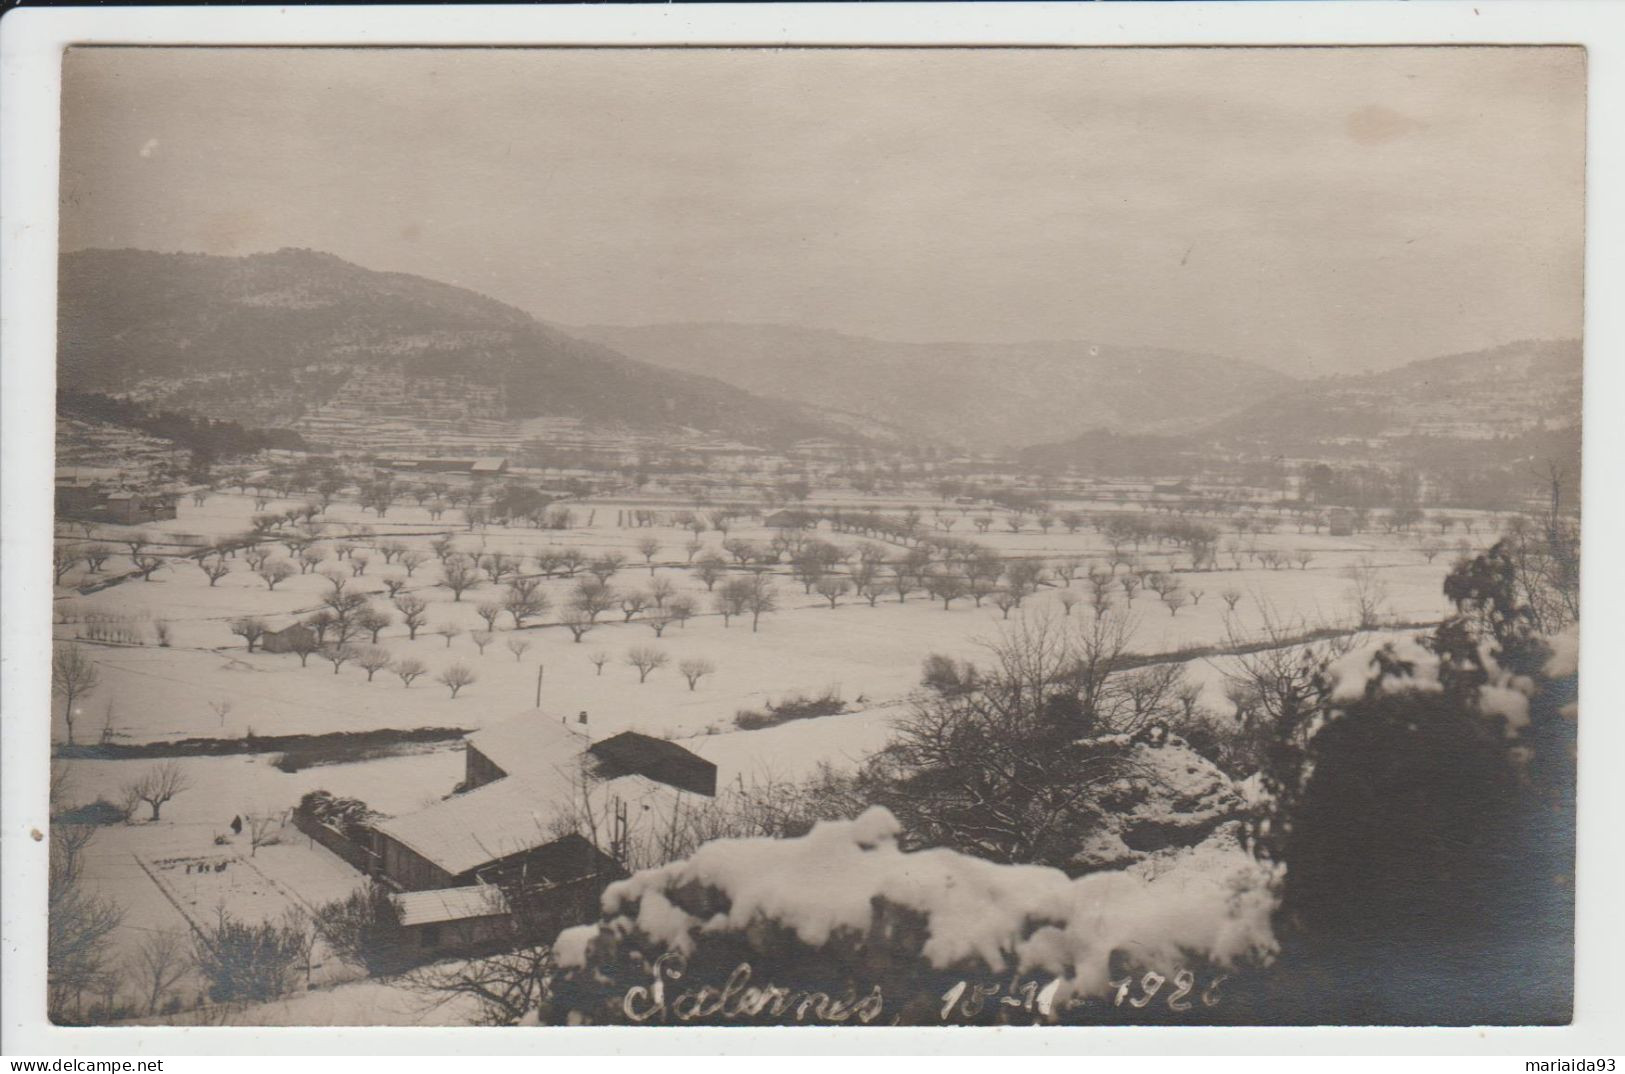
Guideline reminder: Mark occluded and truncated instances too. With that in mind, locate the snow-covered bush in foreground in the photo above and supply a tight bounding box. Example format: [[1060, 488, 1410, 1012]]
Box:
[[547, 806, 1277, 1025]]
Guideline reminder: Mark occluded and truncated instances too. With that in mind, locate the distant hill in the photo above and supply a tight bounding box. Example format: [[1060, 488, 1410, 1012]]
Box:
[[57, 248, 853, 448], [1021, 338, 1583, 475], [1200, 339, 1582, 447], [568, 322, 1293, 452]]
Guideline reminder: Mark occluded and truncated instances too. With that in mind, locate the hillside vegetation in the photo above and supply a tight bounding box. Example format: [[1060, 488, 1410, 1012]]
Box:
[[58, 248, 846, 448]]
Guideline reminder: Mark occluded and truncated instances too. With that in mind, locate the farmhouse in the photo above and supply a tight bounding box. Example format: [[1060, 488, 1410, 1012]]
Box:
[[260, 622, 318, 654], [367, 710, 717, 893], [55, 477, 180, 524]]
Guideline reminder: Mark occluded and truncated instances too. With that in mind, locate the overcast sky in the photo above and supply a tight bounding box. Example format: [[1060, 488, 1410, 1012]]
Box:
[[59, 46, 1585, 375]]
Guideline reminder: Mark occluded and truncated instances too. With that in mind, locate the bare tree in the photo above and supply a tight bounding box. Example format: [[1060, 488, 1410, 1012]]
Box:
[[230, 615, 268, 653], [321, 643, 358, 675], [197, 555, 232, 586], [503, 576, 548, 629], [393, 594, 429, 640], [679, 657, 716, 691], [815, 574, 852, 609], [258, 560, 296, 590], [588, 552, 626, 584], [246, 812, 279, 856], [132, 555, 166, 581], [475, 601, 503, 631], [284, 628, 321, 667], [745, 574, 778, 632], [667, 594, 697, 628], [990, 589, 1019, 620], [48, 823, 123, 1022], [434, 623, 463, 649], [692, 554, 727, 591], [1162, 590, 1188, 616], [638, 537, 662, 574], [926, 572, 967, 611], [714, 576, 751, 627], [625, 645, 670, 684], [588, 648, 610, 675], [355, 645, 393, 681], [52, 643, 102, 746], [437, 662, 477, 698], [505, 637, 532, 662], [1220, 588, 1244, 612], [480, 552, 516, 585], [357, 605, 393, 643], [404, 941, 554, 1026], [619, 590, 650, 622], [440, 557, 482, 601], [562, 608, 597, 644], [570, 578, 618, 623], [127, 761, 189, 821], [129, 928, 189, 1015], [1056, 589, 1081, 616], [1119, 573, 1141, 603], [1343, 557, 1389, 629], [863, 611, 1165, 869], [82, 544, 113, 573], [53, 544, 82, 585], [393, 657, 428, 688], [470, 630, 494, 656]]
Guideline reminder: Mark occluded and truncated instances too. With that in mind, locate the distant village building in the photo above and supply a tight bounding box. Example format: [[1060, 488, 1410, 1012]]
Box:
[[1327, 508, 1355, 537], [762, 509, 816, 530], [375, 455, 509, 475], [54, 476, 180, 524]]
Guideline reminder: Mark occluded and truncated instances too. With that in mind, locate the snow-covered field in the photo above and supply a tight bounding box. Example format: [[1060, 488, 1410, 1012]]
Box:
[[50, 490, 1470, 1022]]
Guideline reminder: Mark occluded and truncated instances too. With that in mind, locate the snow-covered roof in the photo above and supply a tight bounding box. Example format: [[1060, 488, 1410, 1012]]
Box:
[[393, 883, 510, 926], [371, 762, 585, 878], [373, 711, 707, 878], [466, 709, 590, 781]]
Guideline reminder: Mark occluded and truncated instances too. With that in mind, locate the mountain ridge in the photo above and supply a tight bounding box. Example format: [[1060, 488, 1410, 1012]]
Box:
[[56, 248, 865, 449], [565, 321, 1295, 451]]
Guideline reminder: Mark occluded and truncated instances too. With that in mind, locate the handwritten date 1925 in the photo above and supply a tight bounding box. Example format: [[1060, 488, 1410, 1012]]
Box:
[[940, 970, 1226, 1021]]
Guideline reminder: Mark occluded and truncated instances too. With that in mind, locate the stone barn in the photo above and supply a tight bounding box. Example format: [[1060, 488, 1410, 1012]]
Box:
[[261, 622, 318, 654]]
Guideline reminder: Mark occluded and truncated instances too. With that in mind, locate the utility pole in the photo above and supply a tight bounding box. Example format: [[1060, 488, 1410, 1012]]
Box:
[[534, 663, 544, 709]]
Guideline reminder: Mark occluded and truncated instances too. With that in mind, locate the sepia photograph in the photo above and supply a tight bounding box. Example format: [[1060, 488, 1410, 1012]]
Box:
[[10, 25, 1599, 1043]]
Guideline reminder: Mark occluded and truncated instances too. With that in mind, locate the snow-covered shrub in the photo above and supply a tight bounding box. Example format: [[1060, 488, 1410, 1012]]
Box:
[[547, 807, 1277, 1025], [1257, 537, 1579, 1025]]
